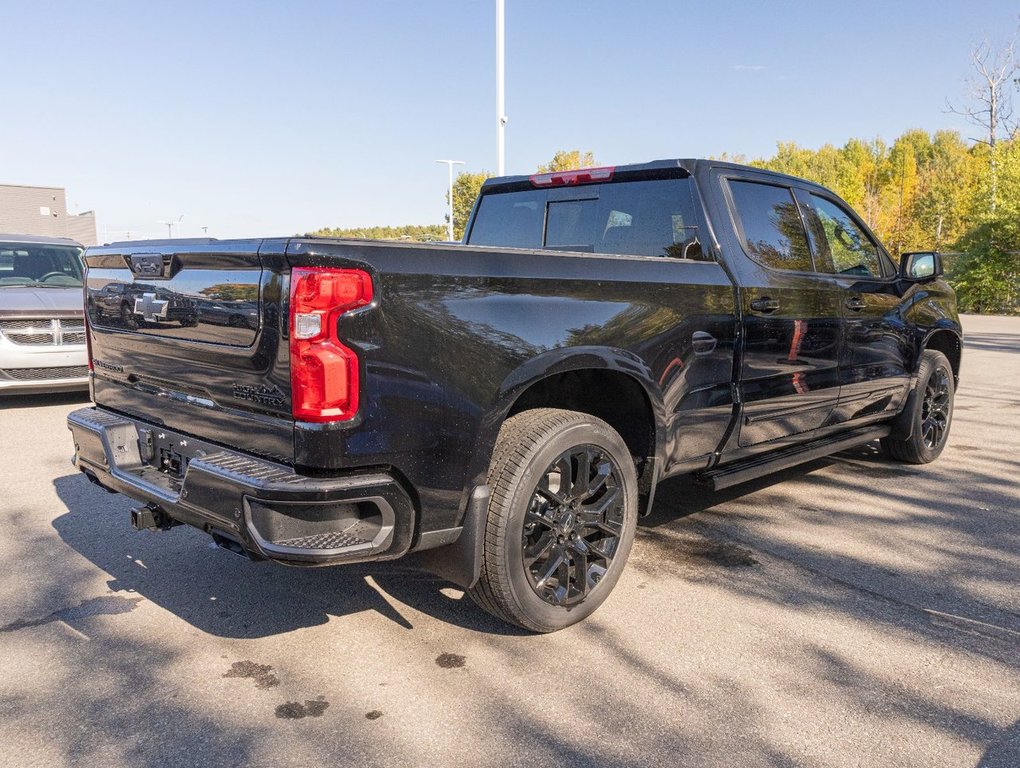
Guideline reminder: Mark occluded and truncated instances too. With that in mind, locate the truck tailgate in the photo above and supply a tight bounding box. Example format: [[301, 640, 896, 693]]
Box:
[[84, 239, 295, 463]]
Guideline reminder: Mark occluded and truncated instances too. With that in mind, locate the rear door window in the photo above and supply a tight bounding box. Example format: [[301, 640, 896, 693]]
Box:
[[467, 177, 707, 260], [727, 180, 814, 272]]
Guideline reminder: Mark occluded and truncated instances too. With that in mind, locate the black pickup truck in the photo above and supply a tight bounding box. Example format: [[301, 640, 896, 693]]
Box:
[[68, 159, 961, 632]]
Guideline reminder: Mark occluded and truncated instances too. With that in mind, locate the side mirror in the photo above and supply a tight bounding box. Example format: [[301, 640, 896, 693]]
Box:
[[899, 251, 942, 281]]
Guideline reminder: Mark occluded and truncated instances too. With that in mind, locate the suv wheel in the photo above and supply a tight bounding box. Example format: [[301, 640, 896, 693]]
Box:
[[468, 408, 638, 633]]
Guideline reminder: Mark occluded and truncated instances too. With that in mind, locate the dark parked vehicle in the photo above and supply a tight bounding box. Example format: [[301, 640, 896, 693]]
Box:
[[89, 281, 200, 330], [68, 160, 961, 632]]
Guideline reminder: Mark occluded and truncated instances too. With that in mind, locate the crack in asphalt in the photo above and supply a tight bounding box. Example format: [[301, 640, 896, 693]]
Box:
[[0, 595, 143, 633]]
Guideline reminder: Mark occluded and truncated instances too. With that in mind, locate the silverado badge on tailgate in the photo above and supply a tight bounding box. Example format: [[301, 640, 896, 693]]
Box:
[[232, 383, 286, 407]]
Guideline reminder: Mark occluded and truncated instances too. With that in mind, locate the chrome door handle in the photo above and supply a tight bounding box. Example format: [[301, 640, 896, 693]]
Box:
[[692, 331, 718, 355], [749, 297, 780, 314], [844, 296, 866, 312]]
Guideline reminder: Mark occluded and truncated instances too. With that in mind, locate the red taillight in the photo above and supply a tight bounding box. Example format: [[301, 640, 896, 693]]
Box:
[[289, 267, 373, 422], [529, 166, 615, 187]]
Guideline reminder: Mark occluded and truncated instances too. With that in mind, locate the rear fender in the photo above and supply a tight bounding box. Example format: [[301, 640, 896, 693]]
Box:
[[462, 346, 667, 516]]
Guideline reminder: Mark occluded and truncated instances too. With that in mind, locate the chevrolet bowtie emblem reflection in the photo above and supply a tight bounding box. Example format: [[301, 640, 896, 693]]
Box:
[[134, 293, 169, 322]]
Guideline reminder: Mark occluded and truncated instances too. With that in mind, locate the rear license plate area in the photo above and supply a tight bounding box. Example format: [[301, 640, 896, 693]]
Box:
[[137, 426, 211, 480]]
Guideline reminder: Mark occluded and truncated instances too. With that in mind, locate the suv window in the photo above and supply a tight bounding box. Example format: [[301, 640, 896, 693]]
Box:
[[809, 195, 884, 277], [728, 180, 813, 272], [468, 178, 706, 260]]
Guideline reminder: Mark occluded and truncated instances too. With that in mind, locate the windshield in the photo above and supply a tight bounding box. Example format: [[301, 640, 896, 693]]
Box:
[[0, 243, 84, 288]]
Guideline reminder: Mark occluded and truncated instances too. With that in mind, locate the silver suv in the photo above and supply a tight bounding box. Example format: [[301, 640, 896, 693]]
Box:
[[0, 235, 88, 394]]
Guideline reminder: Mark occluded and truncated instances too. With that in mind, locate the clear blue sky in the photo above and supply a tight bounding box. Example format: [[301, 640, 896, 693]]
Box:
[[3, 1, 1017, 240]]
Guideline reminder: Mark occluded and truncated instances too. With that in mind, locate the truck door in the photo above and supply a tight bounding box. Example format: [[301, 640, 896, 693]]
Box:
[[795, 191, 913, 424], [721, 176, 844, 447]]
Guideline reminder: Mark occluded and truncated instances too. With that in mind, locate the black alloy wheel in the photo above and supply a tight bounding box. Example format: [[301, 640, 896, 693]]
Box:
[[522, 445, 625, 607], [920, 367, 951, 450], [468, 408, 639, 632]]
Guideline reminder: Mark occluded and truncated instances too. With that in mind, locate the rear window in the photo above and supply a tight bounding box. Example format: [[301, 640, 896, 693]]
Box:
[[727, 180, 813, 272], [0, 243, 84, 287], [467, 178, 706, 260]]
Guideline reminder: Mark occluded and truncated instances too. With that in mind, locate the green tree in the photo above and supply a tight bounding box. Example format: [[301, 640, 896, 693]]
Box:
[[949, 136, 1020, 313], [448, 171, 491, 241], [537, 150, 597, 173], [910, 131, 976, 250], [307, 224, 446, 242]]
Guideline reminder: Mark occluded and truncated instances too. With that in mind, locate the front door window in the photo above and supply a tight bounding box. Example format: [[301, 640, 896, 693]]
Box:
[[809, 195, 884, 278]]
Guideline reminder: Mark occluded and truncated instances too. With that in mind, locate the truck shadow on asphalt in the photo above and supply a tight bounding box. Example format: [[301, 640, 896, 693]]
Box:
[[51, 473, 530, 638], [962, 331, 1020, 355], [638, 439, 1020, 663], [50, 433, 1020, 648]]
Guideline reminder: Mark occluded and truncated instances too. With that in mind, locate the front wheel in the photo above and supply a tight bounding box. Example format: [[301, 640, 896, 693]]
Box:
[[468, 408, 638, 633], [881, 349, 955, 463]]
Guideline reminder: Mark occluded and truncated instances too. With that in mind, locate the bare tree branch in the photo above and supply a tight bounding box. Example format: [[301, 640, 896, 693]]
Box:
[[946, 33, 1019, 146]]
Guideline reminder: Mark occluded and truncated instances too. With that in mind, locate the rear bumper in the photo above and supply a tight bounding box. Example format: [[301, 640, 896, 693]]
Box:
[[67, 407, 415, 565]]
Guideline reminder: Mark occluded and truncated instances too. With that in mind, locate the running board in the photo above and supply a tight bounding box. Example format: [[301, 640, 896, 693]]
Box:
[[696, 425, 891, 491]]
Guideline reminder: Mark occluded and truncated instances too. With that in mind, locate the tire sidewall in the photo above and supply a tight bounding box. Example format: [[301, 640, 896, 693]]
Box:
[[497, 418, 638, 632], [912, 353, 955, 462]]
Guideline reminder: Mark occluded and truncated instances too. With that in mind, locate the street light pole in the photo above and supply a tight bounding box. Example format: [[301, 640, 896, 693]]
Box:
[[496, 0, 506, 176], [158, 215, 184, 239], [436, 159, 465, 241]]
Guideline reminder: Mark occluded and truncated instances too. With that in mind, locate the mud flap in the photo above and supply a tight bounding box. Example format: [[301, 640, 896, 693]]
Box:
[[889, 376, 920, 441], [411, 485, 490, 589]]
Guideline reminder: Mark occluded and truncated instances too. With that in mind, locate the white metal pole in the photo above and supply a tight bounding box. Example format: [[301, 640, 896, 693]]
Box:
[[496, 0, 506, 176], [436, 160, 465, 241], [447, 162, 454, 241]]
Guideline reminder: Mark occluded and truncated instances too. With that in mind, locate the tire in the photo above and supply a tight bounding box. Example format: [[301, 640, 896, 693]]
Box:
[[120, 302, 138, 330], [467, 408, 639, 633], [881, 350, 955, 464]]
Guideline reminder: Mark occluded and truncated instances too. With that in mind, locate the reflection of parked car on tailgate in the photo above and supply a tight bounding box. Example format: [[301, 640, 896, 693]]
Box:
[[89, 282, 198, 329], [193, 297, 258, 329], [0, 234, 88, 393]]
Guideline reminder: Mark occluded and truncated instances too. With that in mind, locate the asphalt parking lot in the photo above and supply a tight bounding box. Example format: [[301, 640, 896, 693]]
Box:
[[1, 313, 1017, 767]]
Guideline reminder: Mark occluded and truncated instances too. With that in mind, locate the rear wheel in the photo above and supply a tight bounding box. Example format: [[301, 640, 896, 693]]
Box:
[[881, 350, 955, 463], [120, 302, 138, 330], [468, 408, 638, 633]]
